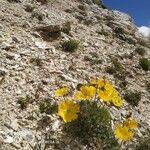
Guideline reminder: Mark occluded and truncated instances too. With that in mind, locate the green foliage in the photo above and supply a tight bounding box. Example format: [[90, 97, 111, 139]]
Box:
[[17, 95, 33, 109], [135, 47, 146, 56], [39, 102, 57, 114], [124, 91, 141, 106], [139, 58, 150, 71], [64, 101, 119, 149], [62, 40, 79, 52], [62, 21, 71, 34], [105, 66, 116, 74], [25, 5, 35, 12], [111, 57, 123, 72]]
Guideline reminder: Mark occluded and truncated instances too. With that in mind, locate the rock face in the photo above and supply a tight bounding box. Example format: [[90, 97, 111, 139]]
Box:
[[0, 0, 150, 149]]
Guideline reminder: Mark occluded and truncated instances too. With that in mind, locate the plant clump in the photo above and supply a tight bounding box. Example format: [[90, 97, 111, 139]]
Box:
[[17, 95, 33, 109], [139, 58, 150, 71], [62, 21, 71, 34], [62, 40, 79, 52], [39, 101, 57, 114], [64, 101, 119, 149], [135, 47, 146, 56], [124, 91, 141, 106]]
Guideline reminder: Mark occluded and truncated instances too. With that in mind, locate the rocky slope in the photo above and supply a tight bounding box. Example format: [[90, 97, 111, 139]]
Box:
[[0, 0, 150, 149]]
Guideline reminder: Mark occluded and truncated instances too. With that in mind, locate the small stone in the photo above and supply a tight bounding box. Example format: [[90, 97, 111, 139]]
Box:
[[4, 136, 14, 143], [10, 119, 19, 131]]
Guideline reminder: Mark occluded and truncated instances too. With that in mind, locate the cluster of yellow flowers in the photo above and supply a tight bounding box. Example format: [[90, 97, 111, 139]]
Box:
[[115, 118, 138, 141], [54, 78, 138, 142], [75, 79, 123, 107]]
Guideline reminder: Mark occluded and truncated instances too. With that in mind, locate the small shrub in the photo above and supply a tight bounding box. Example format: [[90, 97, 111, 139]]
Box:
[[135, 47, 146, 56], [124, 91, 141, 106], [119, 80, 128, 89], [62, 21, 71, 34], [64, 101, 119, 149], [25, 5, 35, 12], [105, 66, 116, 74], [17, 95, 33, 109], [62, 40, 79, 52], [139, 58, 150, 71], [39, 102, 57, 114], [111, 57, 123, 72]]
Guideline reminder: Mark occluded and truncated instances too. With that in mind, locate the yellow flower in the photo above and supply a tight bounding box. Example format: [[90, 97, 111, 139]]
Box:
[[90, 79, 105, 88], [111, 95, 123, 107], [114, 124, 134, 141], [74, 86, 96, 100], [58, 101, 80, 122], [55, 87, 69, 97], [123, 118, 138, 129], [98, 82, 114, 102]]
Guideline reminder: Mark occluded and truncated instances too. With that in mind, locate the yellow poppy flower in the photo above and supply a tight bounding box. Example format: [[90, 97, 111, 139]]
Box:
[[58, 101, 80, 122], [74, 86, 96, 100], [111, 95, 123, 107], [114, 124, 134, 141], [90, 79, 105, 88], [123, 118, 138, 129], [98, 83, 114, 102], [55, 87, 69, 97]]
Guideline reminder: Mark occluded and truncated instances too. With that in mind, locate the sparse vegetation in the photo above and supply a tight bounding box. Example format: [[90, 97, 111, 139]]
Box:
[[25, 5, 35, 12], [62, 21, 71, 34], [17, 95, 33, 109], [39, 101, 57, 114], [139, 58, 150, 71], [62, 40, 79, 52], [64, 101, 119, 149], [111, 57, 123, 72], [135, 47, 146, 56], [124, 91, 141, 106]]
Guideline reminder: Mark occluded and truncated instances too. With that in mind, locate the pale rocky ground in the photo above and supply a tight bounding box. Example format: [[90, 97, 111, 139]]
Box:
[[0, 0, 150, 149]]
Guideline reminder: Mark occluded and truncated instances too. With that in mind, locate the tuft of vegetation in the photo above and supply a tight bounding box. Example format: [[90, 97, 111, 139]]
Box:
[[64, 101, 119, 149], [25, 5, 35, 12], [114, 27, 125, 35], [111, 57, 123, 72], [139, 58, 150, 71], [135, 47, 146, 56], [105, 66, 116, 75], [62, 21, 71, 34], [62, 40, 79, 52], [17, 95, 33, 109], [39, 101, 57, 114], [124, 91, 141, 106]]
